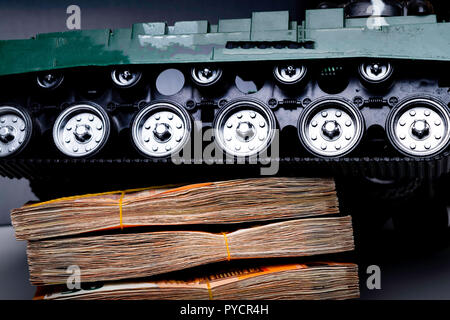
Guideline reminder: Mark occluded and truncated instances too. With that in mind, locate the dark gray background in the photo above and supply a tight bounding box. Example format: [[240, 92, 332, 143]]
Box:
[[0, 178, 36, 225], [1, 0, 450, 300]]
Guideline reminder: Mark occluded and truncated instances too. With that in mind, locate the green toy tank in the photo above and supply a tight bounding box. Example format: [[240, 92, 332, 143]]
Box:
[[0, 0, 449, 181]]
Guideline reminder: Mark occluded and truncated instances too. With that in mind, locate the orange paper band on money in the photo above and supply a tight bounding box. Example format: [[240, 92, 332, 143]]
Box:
[[222, 233, 232, 261], [206, 280, 213, 300]]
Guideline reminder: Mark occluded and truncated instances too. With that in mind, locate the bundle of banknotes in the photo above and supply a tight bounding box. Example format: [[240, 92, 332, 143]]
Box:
[[11, 177, 360, 300]]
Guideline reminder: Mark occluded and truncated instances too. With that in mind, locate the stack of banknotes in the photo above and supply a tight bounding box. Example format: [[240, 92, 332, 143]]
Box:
[[11, 177, 360, 300]]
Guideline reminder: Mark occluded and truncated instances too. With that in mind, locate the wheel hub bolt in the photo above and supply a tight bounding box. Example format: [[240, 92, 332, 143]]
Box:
[[45, 74, 55, 82], [0, 126, 15, 143], [121, 70, 133, 80], [200, 68, 213, 79], [411, 119, 430, 139], [370, 63, 382, 76], [153, 123, 172, 142], [285, 66, 296, 77], [73, 124, 92, 143], [322, 120, 341, 140], [236, 121, 256, 141]]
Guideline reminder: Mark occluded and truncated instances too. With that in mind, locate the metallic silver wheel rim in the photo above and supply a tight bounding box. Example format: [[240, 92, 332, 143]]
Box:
[[111, 69, 142, 88], [132, 102, 191, 158], [191, 67, 222, 86], [53, 104, 110, 158], [358, 62, 393, 84], [0, 106, 32, 158], [37, 73, 64, 89], [388, 98, 450, 157], [214, 100, 276, 157], [299, 99, 364, 158], [273, 65, 307, 85]]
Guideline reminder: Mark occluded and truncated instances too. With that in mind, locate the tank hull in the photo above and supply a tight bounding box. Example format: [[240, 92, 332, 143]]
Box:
[[0, 8, 450, 179]]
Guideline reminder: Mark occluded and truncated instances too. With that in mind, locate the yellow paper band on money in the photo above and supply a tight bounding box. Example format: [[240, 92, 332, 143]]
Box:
[[118, 191, 125, 230], [206, 280, 213, 300], [222, 233, 231, 261]]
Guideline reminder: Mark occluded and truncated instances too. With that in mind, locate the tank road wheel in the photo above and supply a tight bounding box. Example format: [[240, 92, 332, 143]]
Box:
[[298, 98, 364, 158], [111, 68, 142, 88], [190, 66, 223, 87], [131, 102, 192, 158], [0, 106, 32, 158], [387, 98, 450, 158], [213, 99, 276, 158], [53, 103, 110, 158], [407, 0, 434, 16], [358, 61, 394, 87], [36, 72, 64, 90], [273, 64, 308, 86]]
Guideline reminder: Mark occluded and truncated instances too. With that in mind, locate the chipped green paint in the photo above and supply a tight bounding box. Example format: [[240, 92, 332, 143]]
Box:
[[0, 8, 449, 76]]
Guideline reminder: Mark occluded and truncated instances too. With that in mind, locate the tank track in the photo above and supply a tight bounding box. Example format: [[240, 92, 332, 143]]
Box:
[[0, 58, 450, 180]]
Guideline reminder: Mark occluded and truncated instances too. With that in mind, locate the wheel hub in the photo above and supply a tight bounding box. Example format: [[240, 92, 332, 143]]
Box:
[[370, 64, 382, 76], [200, 68, 213, 79], [74, 124, 93, 143], [0, 126, 15, 143], [153, 123, 172, 142], [285, 66, 296, 77], [45, 74, 55, 82], [120, 70, 133, 81], [411, 120, 430, 139], [322, 120, 341, 140], [236, 121, 256, 142], [214, 101, 276, 157]]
